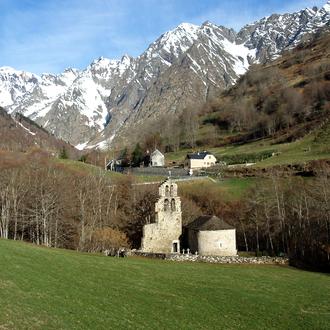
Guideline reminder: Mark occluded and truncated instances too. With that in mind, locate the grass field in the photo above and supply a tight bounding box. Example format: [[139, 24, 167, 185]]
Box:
[[165, 122, 330, 168], [0, 240, 329, 329], [55, 158, 124, 180], [178, 177, 258, 201]]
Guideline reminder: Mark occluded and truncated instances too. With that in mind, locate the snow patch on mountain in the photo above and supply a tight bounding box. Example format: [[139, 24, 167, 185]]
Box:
[[146, 23, 199, 59], [323, 1, 330, 12], [64, 72, 108, 129], [75, 141, 89, 150], [220, 39, 256, 75]]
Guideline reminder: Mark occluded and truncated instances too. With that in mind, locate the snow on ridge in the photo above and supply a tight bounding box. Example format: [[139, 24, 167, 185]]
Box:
[[85, 134, 115, 150], [0, 89, 15, 107], [163, 22, 200, 48], [58, 68, 79, 85], [220, 39, 255, 75], [0, 66, 38, 79], [176, 22, 200, 33], [13, 118, 36, 136], [145, 22, 200, 59], [65, 74, 108, 129], [0, 67, 41, 108], [75, 141, 89, 150], [322, 1, 330, 12]]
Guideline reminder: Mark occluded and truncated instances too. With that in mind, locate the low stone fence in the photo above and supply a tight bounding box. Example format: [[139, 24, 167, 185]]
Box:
[[130, 251, 166, 259], [167, 254, 288, 264], [130, 251, 288, 265]]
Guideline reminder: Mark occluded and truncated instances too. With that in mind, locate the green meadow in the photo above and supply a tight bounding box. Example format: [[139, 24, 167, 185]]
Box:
[[0, 239, 329, 329]]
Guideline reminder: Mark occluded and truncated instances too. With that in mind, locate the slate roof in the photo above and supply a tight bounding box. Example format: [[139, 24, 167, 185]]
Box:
[[185, 215, 235, 231], [186, 151, 211, 160]]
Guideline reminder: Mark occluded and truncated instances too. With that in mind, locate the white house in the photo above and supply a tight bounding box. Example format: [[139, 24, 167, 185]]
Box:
[[184, 151, 217, 169], [150, 149, 165, 167], [184, 215, 237, 256]]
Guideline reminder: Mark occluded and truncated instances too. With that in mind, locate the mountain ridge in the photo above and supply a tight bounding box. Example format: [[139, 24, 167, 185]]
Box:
[[0, 1, 329, 149]]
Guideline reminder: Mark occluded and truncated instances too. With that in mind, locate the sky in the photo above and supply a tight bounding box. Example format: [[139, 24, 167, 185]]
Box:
[[0, 0, 327, 74]]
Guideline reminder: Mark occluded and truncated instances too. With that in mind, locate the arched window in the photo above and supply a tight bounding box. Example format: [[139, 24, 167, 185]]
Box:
[[164, 199, 169, 211], [171, 199, 176, 211], [165, 185, 169, 197], [170, 185, 174, 196]]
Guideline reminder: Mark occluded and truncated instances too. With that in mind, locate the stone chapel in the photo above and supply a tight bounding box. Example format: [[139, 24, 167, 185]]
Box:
[[141, 179, 182, 254], [141, 179, 237, 256]]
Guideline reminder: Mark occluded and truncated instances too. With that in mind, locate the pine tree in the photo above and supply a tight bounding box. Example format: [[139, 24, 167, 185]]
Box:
[[131, 143, 143, 167], [119, 148, 129, 167], [59, 147, 68, 159]]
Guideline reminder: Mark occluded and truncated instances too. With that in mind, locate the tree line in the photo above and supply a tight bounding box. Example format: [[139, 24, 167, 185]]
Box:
[[0, 150, 328, 271], [0, 151, 158, 252], [180, 165, 330, 272]]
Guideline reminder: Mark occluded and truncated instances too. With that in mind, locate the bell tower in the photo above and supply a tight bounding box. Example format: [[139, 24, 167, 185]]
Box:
[[141, 179, 182, 253]]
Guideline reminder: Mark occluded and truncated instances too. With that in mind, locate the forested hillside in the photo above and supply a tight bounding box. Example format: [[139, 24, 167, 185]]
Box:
[[127, 29, 330, 155], [199, 29, 330, 146]]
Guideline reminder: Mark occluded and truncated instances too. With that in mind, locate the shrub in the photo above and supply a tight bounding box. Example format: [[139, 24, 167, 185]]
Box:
[[87, 228, 130, 253], [219, 150, 275, 165]]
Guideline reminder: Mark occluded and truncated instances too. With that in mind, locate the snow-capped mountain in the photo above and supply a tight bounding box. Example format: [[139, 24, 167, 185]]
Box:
[[237, 2, 330, 61], [0, 1, 329, 148]]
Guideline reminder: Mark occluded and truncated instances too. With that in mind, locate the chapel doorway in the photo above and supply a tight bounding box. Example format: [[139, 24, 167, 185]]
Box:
[[172, 241, 178, 253]]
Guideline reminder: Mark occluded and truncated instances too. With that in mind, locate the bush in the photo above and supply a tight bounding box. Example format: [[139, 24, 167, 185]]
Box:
[[78, 155, 87, 162], [59, 147, 68, 159], [87, 228, 130, 253]]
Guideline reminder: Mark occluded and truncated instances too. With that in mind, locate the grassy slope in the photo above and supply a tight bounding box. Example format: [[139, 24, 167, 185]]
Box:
[[178, 178, 257, 201], [166, 32, 330, 169], [55, 158, 124, 180], [56, 159, 169, 183], [0, 240, 329, 329], [165, 121, 330, 168]]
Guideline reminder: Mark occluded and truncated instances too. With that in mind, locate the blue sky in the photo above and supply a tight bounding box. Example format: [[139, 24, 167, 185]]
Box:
[[0, 0, 326, 74]]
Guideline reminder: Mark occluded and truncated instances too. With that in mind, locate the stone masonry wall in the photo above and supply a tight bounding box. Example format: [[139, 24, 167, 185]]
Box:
[[197, 229, 237, 256], [167, 254, 289, 264], [141, 180, 182, 253], [130, 251, 288, 265]]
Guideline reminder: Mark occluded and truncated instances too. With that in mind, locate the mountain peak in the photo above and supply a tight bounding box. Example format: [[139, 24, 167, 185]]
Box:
[[63, 67, 78, 74], [121, 54, 132, 63], [176, 22, 199, 32], [143, 22, 200, 61], [201, 21, 220, 29], [323, 0, 330, 12], [166, 22, 200, 40]]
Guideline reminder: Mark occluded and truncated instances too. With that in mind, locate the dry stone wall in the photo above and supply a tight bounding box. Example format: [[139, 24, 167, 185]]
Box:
[[167, 254, 289, 264], [131, 251, 288, 265]]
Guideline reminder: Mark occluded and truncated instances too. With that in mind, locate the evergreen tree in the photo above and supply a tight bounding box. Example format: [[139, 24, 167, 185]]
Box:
[[59, 147, 68, 159], [78, 154, 87, 162], [131, 143, 143, 167], [119, 148, 130, 167]]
